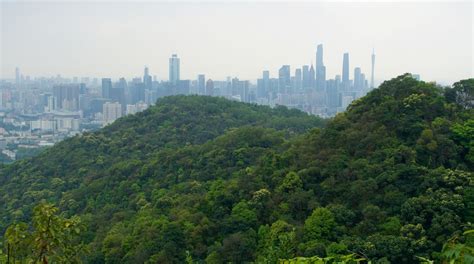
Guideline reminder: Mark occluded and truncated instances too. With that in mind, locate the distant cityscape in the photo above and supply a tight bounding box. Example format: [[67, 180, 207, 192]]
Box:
[[0, 44, 411, 162]]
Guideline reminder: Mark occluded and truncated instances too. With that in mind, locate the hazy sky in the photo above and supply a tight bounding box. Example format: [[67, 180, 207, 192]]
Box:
[[1, 1, 473, 85]]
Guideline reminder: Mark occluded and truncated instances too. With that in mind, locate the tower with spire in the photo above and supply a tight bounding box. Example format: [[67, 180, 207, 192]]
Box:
[[370, 49, 375, 89]]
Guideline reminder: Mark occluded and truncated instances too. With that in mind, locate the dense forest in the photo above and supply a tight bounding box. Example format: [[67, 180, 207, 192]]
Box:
[[0, 74, 473, 263]]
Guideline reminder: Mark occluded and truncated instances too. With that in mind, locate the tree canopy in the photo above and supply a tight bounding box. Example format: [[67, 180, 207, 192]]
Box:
[[0, 74, 473, 263]]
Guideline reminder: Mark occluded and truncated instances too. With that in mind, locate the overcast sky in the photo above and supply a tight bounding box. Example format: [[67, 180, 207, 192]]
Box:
[[1, 1, 473, 85]]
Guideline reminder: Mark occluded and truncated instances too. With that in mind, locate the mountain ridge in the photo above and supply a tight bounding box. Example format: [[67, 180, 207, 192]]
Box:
[[0, 74, 473, 263]]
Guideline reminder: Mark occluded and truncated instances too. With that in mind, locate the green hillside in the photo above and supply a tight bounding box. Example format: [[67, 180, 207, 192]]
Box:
[[0, 74, 473, 263]]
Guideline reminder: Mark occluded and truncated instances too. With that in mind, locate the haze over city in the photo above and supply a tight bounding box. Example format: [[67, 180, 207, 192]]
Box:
[[1, 1, 473, 85], [0, 1, 474, 263]]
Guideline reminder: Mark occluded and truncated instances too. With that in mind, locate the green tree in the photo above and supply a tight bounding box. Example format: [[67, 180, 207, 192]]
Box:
[[257, 220, 297, 263], [304, 208, 336, 242], [2, 202, 85, 264]]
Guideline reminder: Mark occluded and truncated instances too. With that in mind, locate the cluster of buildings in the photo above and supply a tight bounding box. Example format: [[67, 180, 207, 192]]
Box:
[[0, 44, 377, 161], [158, 44, 377, 117], [255, 45, 376, 116]]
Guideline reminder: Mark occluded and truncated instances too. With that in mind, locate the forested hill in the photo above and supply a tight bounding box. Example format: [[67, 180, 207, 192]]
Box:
[[0, 95, 324, 221], [1, 74, 473, 263]]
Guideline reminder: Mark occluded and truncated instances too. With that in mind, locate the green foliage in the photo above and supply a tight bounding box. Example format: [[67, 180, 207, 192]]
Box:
[[257, 220, 297, 263], [1, 202, 85, 263], [438, 229, 474, 264], [452, 119, 474, 166], [0, 76, 473, 263], [280, 253, 368, 264], [304, 208, 336, 242]]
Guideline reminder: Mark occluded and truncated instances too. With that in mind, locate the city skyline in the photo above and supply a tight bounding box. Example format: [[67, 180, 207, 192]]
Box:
[[1, 2, 472, 85], [8, 45, 374, 85], [10, 44, 373, 88]]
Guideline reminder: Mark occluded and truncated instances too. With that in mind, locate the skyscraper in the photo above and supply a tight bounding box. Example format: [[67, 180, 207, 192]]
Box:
[[326, 79, 340, 109], [361, 73, 367, 91], [316, 44, 323, 67], [116, 78, 127, 106], [342, 53, 350, 86], [354, 67, 362, 90], [103, 102, 122, 125], [169, 54, 180, 85], [278, 65, 291, 93], [262, 70, 270, 98], [110, 81, 125, 106], [316, 44, 326, 91], [198, 74, 206, 95], [206, 79, 214, 96], [53, 84, 80, 111], [302, 65, 310, 89], [371, 49, 375, 89], [177, 80, 190, 95], [309, 64, 316, 89], [231, 78, 249, 102], [143, 66, 152, 89], [15, 67, 20, 86], [294, 68, 302, 92], [101, 78, 112, 99]]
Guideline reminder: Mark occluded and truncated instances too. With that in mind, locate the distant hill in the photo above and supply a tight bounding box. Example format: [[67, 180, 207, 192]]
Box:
[[0, 75, 472, 263]]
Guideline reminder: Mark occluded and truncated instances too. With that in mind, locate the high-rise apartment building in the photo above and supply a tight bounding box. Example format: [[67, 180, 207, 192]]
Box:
[[53, 84, 80, 111], [206, 79, 214, 96], [103, 101, 122, 125], [169, 54, 180, 85]]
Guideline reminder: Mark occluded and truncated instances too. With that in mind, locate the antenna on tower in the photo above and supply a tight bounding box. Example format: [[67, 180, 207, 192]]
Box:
[[370, 48, 376, 89]]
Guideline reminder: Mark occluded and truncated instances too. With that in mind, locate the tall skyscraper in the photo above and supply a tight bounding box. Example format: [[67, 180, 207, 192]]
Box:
[[110, 81, 125, 106], [309, 64, 316, 89], [315, 44, 326, 91], [327, 79, 340, 109], [231, 78, 249, 102], [316, 44, 324, 68], [302, 65, 310, 89], [15, 67, 20, 86], [143, 66, 152, 89], [116, 78, 127, 106], [294, 68, 302, 92], [262, 70, 270, 97], [342, 53, 350, 86], [354, 67, 362, 90], [361, 73, 367, 91], [101, 78, 112, 99], [278, 65, 291, 93], [198, 74, 206, 95], [206, 79, 214, 96], [169, 54, 180, 85], [371, 49, 375, 89], [129, 79, 145, 104]]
